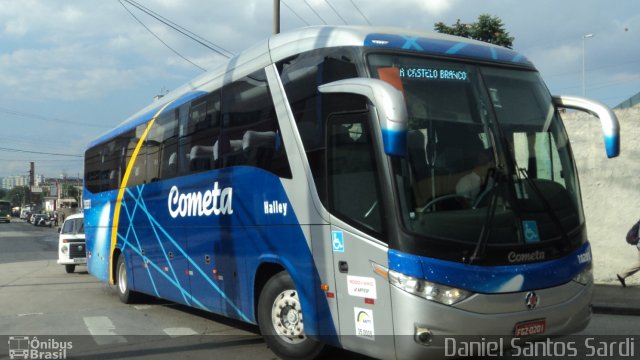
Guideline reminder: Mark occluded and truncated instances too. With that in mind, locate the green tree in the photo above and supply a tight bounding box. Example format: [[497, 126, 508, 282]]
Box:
[[8, 186, 30, 206], [434, 14, 514, 49], [65, 185, 81, 204]]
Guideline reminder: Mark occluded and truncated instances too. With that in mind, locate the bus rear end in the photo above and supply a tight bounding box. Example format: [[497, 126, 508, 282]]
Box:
[[0, 201, 11, 223]]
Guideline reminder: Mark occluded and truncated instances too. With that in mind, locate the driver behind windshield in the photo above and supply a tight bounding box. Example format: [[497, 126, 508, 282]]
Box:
[[456, 148, 494, 201]]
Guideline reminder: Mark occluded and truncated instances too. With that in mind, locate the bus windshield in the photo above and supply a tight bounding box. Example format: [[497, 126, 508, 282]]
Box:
[[368, 54, 584, 261]]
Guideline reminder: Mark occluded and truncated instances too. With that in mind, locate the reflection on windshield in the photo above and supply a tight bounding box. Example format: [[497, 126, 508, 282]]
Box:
[[369, 54, 583, 249]]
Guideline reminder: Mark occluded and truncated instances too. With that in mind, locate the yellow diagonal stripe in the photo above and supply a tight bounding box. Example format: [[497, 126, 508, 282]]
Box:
[[109, 101, 175, 284]]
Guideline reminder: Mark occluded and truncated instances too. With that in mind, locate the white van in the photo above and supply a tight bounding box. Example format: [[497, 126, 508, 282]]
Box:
[[57, 213, 85, 273]]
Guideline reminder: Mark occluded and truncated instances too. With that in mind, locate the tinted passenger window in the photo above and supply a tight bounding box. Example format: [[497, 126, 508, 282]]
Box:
[[181, 92, 221, 174], [221, 69, 291, 178], [147, 110, 179, 182], [122, 125, 146, 187], [85, 68, 294, 193], [85, 139, 122, 193]]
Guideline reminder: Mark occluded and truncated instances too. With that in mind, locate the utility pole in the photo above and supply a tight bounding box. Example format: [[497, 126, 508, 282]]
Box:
[[29, 162, 35, 187], [582, 33, 594, 97], [273, 0, 280, 34]]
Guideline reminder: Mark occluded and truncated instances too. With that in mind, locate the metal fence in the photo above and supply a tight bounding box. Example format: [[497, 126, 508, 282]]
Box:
[[615, 92, 640, 109]]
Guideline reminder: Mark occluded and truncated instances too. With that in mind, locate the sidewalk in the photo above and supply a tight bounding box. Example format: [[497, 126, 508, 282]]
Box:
[[592, 284, 640, 316]]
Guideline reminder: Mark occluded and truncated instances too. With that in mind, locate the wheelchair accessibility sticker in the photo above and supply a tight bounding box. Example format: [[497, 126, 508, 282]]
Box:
[[523, 220, 540, 243], [332, 230, 345, 252]]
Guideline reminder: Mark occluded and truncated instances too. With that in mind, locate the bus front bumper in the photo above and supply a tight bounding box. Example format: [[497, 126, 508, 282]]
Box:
[[390, 280, 592, 359]]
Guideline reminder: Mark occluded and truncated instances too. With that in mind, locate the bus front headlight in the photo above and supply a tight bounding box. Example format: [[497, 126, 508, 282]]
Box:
[[572, 265, 593, 285], [388, 270, 473, 305]]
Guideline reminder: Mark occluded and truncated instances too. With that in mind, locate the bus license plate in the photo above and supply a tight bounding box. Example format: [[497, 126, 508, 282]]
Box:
[[73, 257, 86, 263], [514, 319, 546, 337]]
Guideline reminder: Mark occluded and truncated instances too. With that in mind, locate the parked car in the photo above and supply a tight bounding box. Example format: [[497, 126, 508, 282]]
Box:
[[57, 213, 85, 273], [32, 214, 52, 227]]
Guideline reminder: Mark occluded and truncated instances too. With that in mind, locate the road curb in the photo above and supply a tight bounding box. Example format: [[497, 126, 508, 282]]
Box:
[[592, 305, 640, 316], [592, 283, 640, 316]]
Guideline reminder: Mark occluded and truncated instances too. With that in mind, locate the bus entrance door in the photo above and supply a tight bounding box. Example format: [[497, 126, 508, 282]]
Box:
[[330, 225, 395, 358]]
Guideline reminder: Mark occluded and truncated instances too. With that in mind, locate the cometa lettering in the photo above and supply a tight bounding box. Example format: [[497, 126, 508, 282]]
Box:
[[508, 250, 545, 263], [168, 182, 233, 218]]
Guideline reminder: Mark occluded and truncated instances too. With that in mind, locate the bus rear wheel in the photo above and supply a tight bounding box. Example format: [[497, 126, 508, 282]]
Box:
[[65, 264, 75, 274], [258, 272, 325, 360], [116, 254, 139, 304]]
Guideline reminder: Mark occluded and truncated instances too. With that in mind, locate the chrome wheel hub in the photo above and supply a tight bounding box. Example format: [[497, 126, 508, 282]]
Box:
[[118, 261, 127, 294], [271, 289, 305, 344]]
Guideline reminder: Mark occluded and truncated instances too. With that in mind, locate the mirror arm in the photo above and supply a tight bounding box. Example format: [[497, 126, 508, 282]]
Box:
[[553, 95, 620, 158], [319, 78, 408, 157]]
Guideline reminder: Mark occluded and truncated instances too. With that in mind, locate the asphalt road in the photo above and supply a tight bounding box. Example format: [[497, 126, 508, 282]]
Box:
[[0, 220, 274, 360]]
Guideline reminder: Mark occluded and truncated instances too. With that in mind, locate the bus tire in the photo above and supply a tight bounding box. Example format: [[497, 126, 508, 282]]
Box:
[[65, 264, 75, 274], [258, 271, 325, 360], [116, 254, 138, 304]]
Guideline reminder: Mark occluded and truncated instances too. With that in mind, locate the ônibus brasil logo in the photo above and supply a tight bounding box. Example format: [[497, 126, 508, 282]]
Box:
[[8, 336, 72, 359]]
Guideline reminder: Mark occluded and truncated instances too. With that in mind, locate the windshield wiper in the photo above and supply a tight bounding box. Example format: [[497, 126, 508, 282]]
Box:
[[465, 168, 501, 264], [517, 168, 569, 243]]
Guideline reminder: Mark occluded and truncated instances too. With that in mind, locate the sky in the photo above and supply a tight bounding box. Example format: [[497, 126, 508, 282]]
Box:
[[1, 0, 639, 179]]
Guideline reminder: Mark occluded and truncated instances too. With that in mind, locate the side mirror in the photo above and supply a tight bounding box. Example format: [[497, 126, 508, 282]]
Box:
[[553, 95, 620, 158], [318, 78, 408, 157]]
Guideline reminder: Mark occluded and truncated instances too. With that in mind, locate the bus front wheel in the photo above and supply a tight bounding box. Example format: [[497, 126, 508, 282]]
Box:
[[258, 271, 325, 360]]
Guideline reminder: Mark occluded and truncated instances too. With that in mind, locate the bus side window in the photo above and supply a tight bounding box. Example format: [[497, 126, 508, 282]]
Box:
[[122, 125, 146, 188], [184, 92, 221, 174], [146, 110, 179, 182], [277, 47, 360, 204], [220, 69, 292, 178]]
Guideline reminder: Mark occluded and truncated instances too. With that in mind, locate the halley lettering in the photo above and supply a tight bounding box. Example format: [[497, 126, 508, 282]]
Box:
[[168, 182, 233, 218], [263, 200, 288, 216]]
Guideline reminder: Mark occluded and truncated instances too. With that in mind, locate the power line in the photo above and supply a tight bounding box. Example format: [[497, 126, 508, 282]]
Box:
[[323, 0, 348, 25], [349, 0, 372, 26], [281, 0, 310, 26], [0, 158, 83, 162], [0, 147, 83, 158], [304, 0, 328, 25], [122, 0, 234, 59], [0, 106, 109, 129], [118, 0, 207, 72]]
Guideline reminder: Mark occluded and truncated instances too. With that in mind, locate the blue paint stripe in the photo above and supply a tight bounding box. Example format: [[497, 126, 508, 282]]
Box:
[[122, 187, 250, 322], [129, 187, 192, 305], [446, 43, 467, 55], [121, 192, 160, 297], [118, 232, 207, 310], [364, 33, 534, 68], [389, 242, 591, 293]]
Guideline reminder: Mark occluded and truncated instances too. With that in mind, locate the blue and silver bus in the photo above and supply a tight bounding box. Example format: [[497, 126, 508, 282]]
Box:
[[83, 26, 619, 359]]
